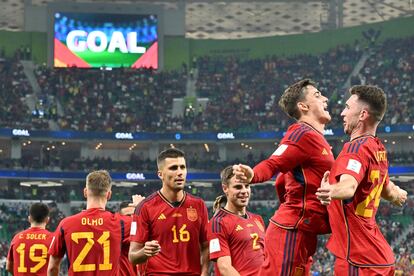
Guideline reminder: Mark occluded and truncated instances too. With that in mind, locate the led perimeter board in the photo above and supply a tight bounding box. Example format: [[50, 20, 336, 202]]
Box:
[[53, 12, 158, 69]]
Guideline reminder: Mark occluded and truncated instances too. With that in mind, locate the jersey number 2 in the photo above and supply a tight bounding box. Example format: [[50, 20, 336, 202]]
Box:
[[355, 170, 385, 218], [250, 233, 261, 250], [71, 231, 112, 272]]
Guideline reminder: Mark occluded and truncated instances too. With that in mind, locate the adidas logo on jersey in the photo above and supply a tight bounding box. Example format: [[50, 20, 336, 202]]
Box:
[[322, 148, 329, 155], [235, 225, 244, 231], [158, 213, 166, 220]]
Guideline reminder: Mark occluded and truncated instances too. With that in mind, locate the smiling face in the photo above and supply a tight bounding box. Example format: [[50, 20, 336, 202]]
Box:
[[300, 85, 331, 124], [223, 175, 251, 211], [158, 157, 187, 192], [341, 94, 365, 135]]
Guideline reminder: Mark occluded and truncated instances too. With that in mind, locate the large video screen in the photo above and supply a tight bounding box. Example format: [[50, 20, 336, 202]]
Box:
[[53, 12, 158, 69]]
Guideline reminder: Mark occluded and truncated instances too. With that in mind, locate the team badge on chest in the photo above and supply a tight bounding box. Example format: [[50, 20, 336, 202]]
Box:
[[186, 207, 198, 221]]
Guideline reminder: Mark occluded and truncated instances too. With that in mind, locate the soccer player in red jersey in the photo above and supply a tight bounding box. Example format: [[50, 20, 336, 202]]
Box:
[[117, 196, 144, 276], [316, 85, 407, 275], [7, 203, 52, 276], [128, 148, 209, 276], [208, 166, 265, 276], [233, 79, 334, 275], [48, 170, 128, 276]]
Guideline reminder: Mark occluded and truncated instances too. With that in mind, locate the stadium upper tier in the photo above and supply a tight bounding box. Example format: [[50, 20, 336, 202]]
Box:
[[0, 35, 413, 133]]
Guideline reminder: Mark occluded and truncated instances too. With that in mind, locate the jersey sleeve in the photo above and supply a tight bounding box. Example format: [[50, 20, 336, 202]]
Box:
[[332, 152, 367, 184], [207, 218, 230, 261], [6, 237, 15, 263], [199, 201, 209, 244], [48, 221, 67, 258], [252, 132, 314, 183], [131, 203, 149, 244]]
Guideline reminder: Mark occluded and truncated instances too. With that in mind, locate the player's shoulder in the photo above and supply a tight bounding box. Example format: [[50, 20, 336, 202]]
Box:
[[134, 191, 159, 215], [10, 229, 26, 242], [247, 211, 263, 220], [185, 193, 206, 206], [210, 209, 230, 233], [344, 136, 372, 154], [284, 122, 317, 143]]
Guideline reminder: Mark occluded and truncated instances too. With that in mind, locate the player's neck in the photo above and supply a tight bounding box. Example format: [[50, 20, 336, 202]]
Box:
[[86, 197, 107, 210], [224, 203, 246, 217], [160, 187, 184, 203], [30, 223, 46, 229], [350, 123, 377, 141]]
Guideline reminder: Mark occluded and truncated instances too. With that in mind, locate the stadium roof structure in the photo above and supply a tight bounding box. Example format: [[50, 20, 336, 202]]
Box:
[[0, 0, 413, 38]]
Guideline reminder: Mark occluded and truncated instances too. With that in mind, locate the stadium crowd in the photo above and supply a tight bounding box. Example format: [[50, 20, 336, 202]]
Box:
[[0, 36, 412, 133], [0, 150, 413, 173]]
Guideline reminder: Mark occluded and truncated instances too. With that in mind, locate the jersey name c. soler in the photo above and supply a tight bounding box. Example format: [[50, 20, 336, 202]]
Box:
[[8, 227, 53, 276], [49, 208, 126, 276], [208, 208, 265, 276], [253, 123, 334, 233], [131, 191, 208, 275], [327, 136, 395, 266]]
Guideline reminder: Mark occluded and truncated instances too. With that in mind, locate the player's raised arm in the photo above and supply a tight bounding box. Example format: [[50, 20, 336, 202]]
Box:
[[232, 164, 254, 183]]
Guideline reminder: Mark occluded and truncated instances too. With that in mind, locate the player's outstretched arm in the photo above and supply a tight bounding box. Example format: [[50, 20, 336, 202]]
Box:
[[200, 241, 209, 276], [129, 240, 161, 265], [216, 256, 241, 276], [381, 180, 408, 207], [232, 164, 254, 183], [47, 255, 62, 276], [316, 172, 358, 205]]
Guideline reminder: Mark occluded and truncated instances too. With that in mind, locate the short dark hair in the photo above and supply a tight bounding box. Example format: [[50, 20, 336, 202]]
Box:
[[29, 203, 49, 224], [279, 79, 316, 119], [157, 148, 185, 169], [349, 85, 387, 122]]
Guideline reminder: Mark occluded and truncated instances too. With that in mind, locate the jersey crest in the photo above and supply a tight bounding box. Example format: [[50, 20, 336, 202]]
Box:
[[186, 207, 198, 221]]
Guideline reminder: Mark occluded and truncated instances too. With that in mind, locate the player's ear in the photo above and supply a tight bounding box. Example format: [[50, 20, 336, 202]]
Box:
[[222, 184, 228, 194], [359, 108, 370, 121], [297, 101, 309, 113], [28, 216, 32, 224], [83, 188, 87, 199], [157, 170, 162, 179], [45, 216, 50, 225], [106, 190, 112, 200]]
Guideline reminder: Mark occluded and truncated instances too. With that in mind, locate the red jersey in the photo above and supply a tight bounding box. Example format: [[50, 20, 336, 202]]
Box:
[[274, 173, 286, 203], [49, 208, 127, 276], [115, 214, 137, 276], [252, 122, 334, 233], [326, 136, 395, 266], [7, 227, 52, 276], [208, 208, 265, 276], [131, 191, 208, 276]]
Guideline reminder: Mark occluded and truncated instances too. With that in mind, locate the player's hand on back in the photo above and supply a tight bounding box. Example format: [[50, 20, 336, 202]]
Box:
[[316, 171, 332, 205], [143, 240, 161, 257], [129, 194, 145, 208], [232, 164, 254, 183]]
